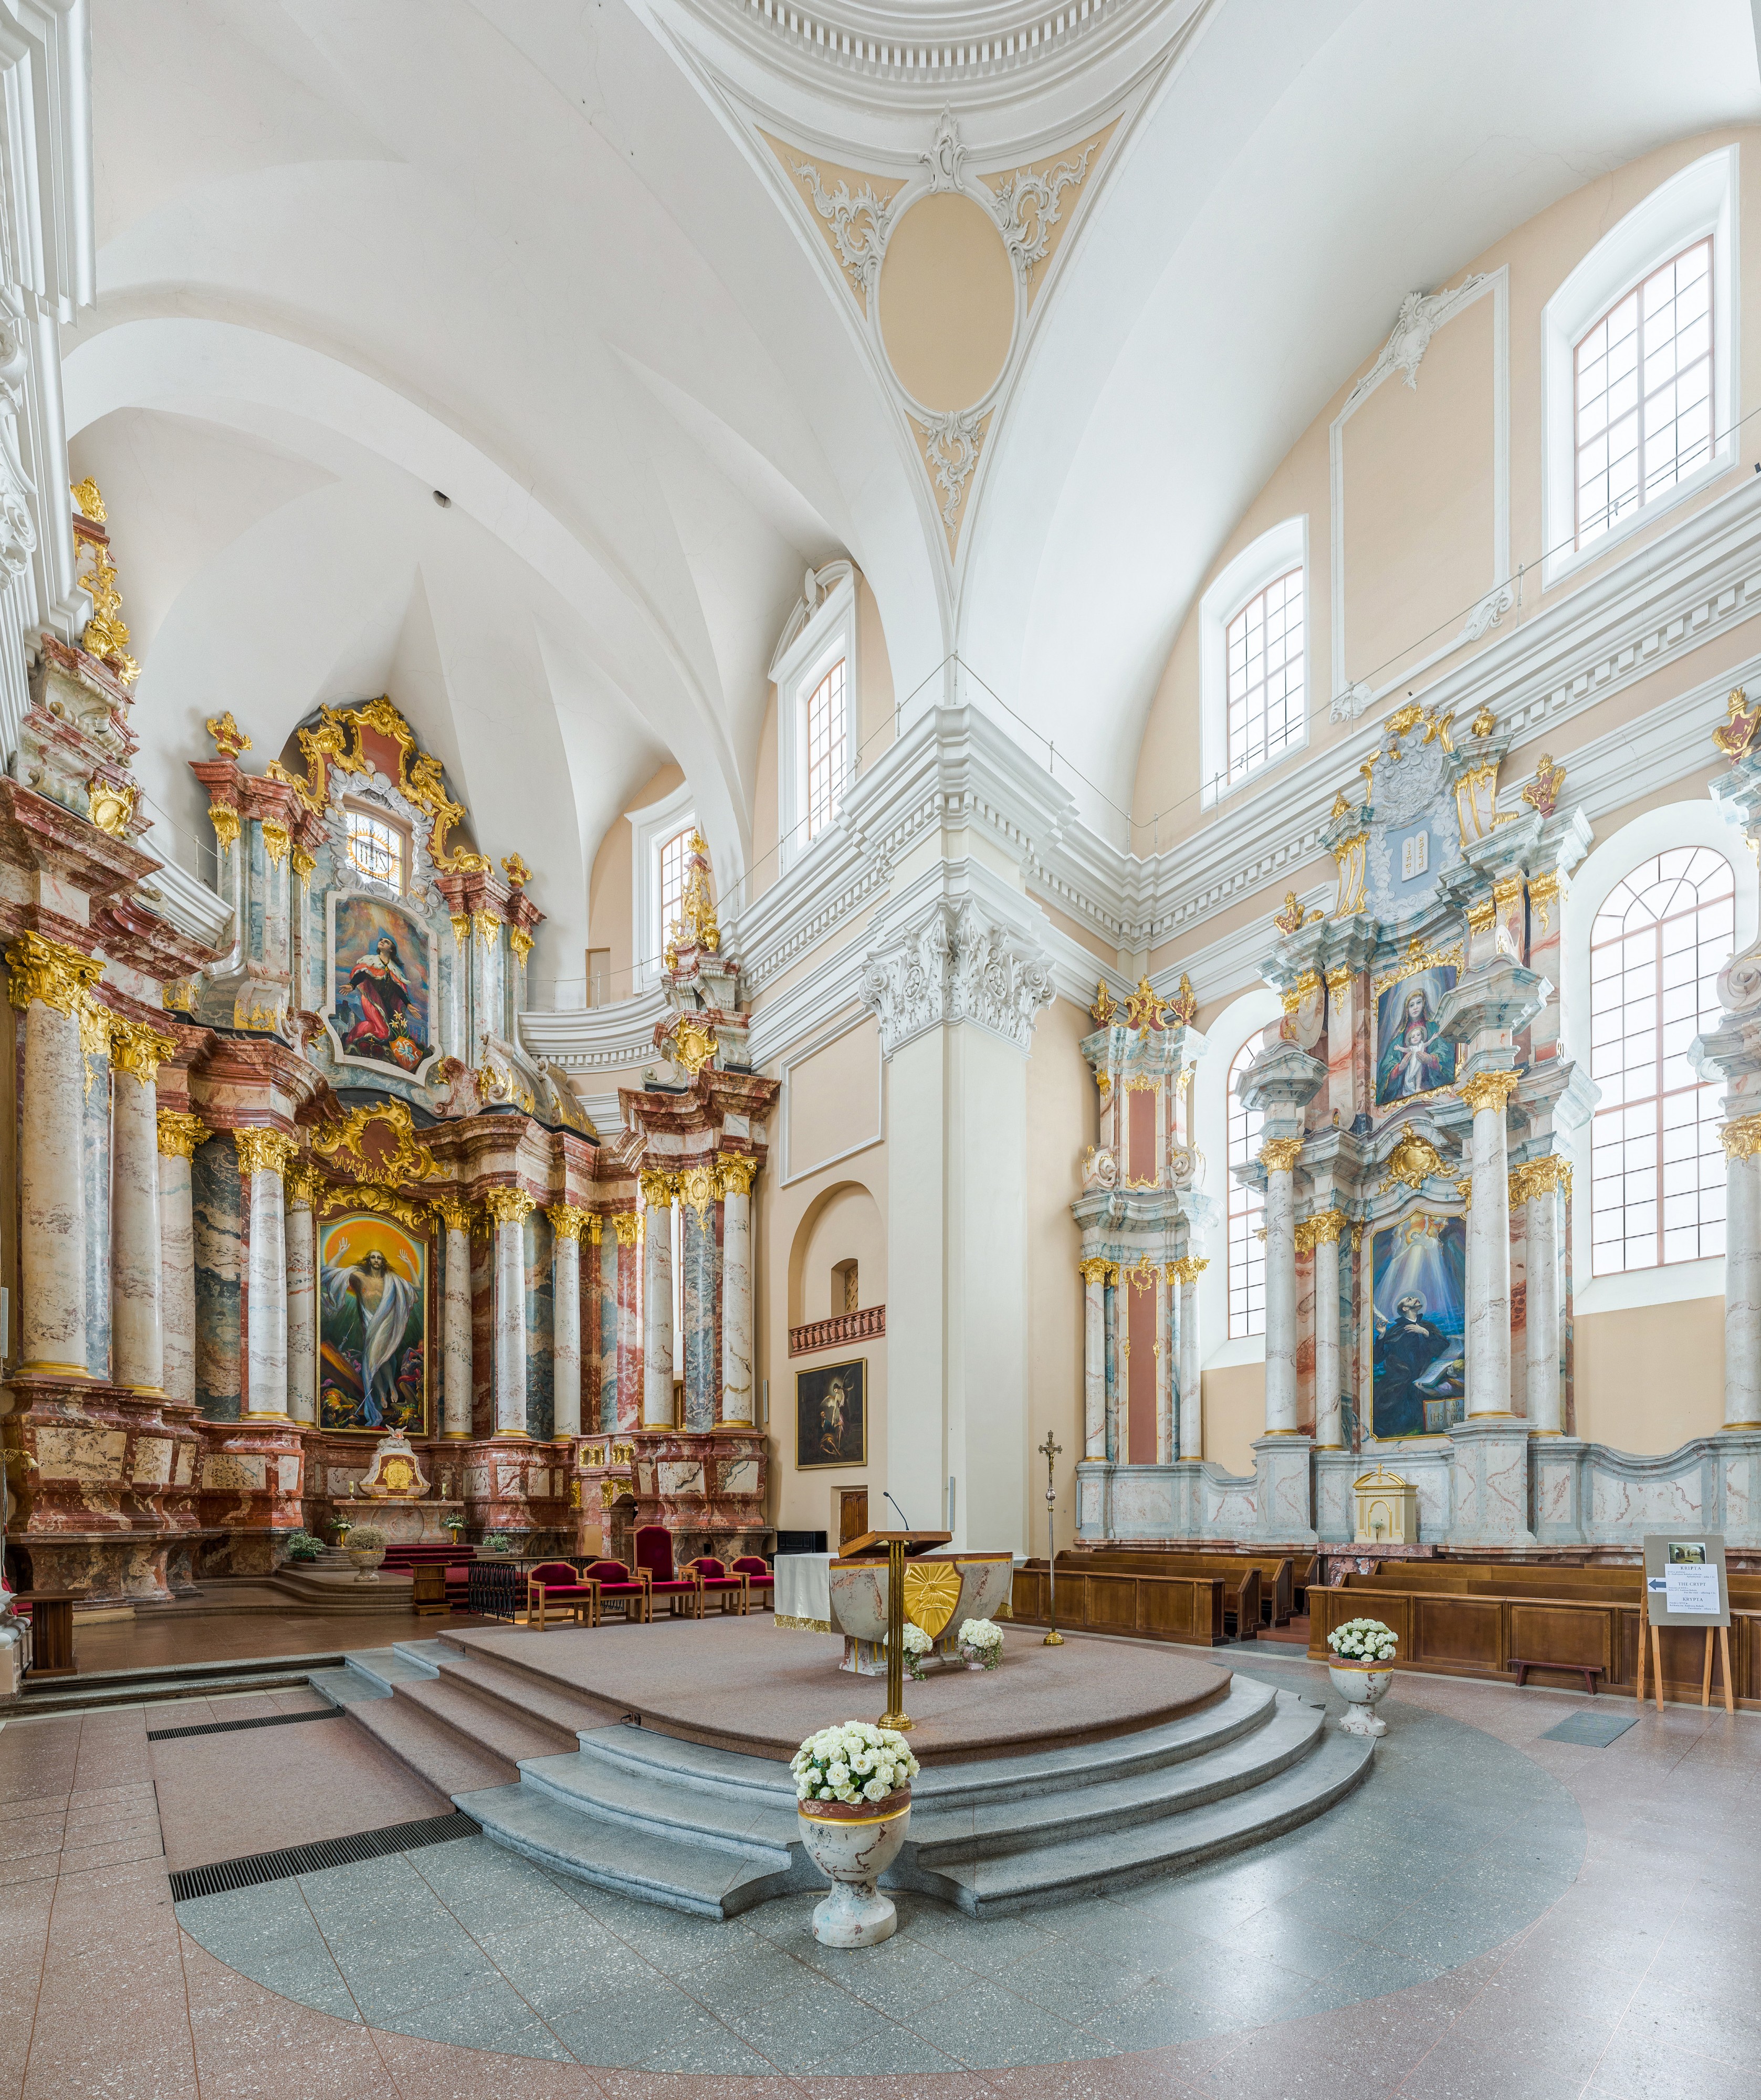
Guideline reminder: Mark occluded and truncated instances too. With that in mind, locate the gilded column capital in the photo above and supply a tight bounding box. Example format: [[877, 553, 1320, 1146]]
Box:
[[449, 912, 470, 946], [480, 1185, 537, 1228], [1510, 1156, 1574, 1203], [471, 907, 502, 951], [1324, 965, 1353, 998], [638, 1167, 678, 1210], [77, 994, 114, 1064], [1460, 1069, 1523, 1116], [156, 1109, 208, 1159], [1294, 1208, 1347, 1253], [291, 843, 317, 882], [679, 1163, 717, 1219], [432, 1192, 475, 1234], [1465, 893, 1497, 934], [546, 1202, 590, 1242], [234, 1127, 298, 1180], [508, 927, 534, 967], [1078, 1255, 1111, 1285], [260, 819, 290, 867], [716, 1152, 757, 1199], [208, 803, 241, 849], [1722, 1112, 1761, 1160], [110, 1017, 178, 1085], [610, 1210, 641, 1247], [4, 931, 103, 1017], [1259, 1136, 1304, 1174], [283, 1160, 321, 1209], [587, 1212, 603, 1244]]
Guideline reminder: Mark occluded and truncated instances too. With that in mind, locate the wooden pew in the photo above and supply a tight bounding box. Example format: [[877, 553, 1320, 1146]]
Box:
[[1306, 1563, 1759, 1708], [1011, 1559, 1227, 1647], [1059, 1550, 1295, 1632]]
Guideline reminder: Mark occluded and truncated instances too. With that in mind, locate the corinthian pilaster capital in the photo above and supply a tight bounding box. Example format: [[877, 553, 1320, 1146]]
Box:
[[234, 1127, 298, 1180], [860, 890, 1054, 1058], [4, 930, 103, 1017], [156, 1109, 208, 1159], [481, 1185, 536, 1227]]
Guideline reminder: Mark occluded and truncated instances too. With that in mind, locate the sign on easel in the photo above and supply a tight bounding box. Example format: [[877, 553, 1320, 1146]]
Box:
[[1637, 1534, 1734, 1715]]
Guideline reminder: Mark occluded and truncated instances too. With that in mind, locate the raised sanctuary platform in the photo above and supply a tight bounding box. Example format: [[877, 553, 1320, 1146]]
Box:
[[316, 1619, 1374, 1916]]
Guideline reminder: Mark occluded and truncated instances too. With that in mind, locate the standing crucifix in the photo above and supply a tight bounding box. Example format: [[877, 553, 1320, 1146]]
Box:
[[1038, 1431, 1064, 1647]]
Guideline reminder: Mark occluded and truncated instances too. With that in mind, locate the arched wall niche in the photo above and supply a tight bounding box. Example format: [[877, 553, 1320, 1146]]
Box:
[[787, 1178, 885, 1330]]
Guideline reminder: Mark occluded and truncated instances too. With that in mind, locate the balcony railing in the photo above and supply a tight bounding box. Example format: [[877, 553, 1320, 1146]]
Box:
[[789, 1304, 886, 1357]]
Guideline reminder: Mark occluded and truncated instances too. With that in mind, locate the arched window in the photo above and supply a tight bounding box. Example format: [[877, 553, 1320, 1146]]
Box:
[[1227, 1036, 1266, 1338], [1589, 846, 1732, 1276], [658, 825, 691, 948], [1224, 568, 1304, 789]]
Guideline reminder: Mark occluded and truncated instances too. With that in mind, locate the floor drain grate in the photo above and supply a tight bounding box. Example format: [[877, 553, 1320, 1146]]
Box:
[[148, 1707, 350, 1743], [168, 1811, 481, 1900]]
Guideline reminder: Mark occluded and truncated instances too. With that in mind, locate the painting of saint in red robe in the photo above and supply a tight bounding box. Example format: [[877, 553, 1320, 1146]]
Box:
[[330, 895, 433, 1076]]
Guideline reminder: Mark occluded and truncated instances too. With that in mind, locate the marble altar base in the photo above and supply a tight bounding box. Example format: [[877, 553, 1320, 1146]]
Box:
[[341, 1499, 465, 1546]]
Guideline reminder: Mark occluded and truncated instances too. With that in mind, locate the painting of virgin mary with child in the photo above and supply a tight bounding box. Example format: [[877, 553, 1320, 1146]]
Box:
[[1375, 968, 1457, 1106]]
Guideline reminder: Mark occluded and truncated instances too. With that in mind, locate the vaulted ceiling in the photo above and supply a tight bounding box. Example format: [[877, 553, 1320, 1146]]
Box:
[[68, 0, 1761, 990]]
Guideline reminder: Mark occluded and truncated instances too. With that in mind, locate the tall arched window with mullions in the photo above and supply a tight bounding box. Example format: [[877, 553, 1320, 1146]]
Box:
[[1588, 846, 1733, 1275], [1227, 1036, 1267, 1337]]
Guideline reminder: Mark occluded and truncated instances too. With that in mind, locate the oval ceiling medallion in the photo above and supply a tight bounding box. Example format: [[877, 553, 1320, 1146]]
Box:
[[878, 191, 1014, 413]]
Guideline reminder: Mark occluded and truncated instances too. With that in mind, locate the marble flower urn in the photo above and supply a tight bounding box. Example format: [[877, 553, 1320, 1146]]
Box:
[[797, 1792, 911, 1947], [1328, 1661, 1393, 1736]]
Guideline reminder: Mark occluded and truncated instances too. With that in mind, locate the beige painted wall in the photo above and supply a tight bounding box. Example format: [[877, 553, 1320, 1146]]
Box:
[[586, 760, 684, 1000], [785, 1017, 881, 1184], [1134, 125, 1761, 852], [1202, 1362, 1263, 1478], [1574, 1296, 1725, 1453]]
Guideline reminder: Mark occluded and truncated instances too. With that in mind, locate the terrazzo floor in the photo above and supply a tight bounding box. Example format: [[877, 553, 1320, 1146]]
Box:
[[4, 1645, 1757, 2097]]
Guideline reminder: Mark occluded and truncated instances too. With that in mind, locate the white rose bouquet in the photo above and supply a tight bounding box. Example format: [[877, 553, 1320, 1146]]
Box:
[[894, 1621, 934, 1681], [957, 1617, 1004, 1668], [1327, 1617, 1397, 1663], [792, 1721, 919, 1807]]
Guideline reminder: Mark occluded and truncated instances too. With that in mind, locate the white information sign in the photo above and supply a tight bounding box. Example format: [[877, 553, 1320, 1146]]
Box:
[[1664, 1563, 1721, 1616]]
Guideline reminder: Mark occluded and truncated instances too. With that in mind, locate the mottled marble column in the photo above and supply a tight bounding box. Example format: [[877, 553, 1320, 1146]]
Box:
[[436, 1195, 474, 1438], [1309, 1211, 1345, 1449], [1177, 1257, 1205, 1460], [1462, 1070, 1521, 1418], [641, 1170, 677, 1428], [5, 934, 102, 1373], [110, 1022, 175, 1392], [156, 1111, 206, 1411], [719, 1155, 755, 1425], [1522, 1161, 1565, 1435], [613, 1212, 640, 1432], [678, 1165, 718, 1434], [1260, 1137, 1303, 1434], [235, 1129, 296, 1420], [485, 1187, 534, 1437], [1081, 1257, 1107, 1458], [1102, 1267, 1118, 1461], [548, 1204, 585, 1441], [284, 1163, 316, 1425], [1723, 1122, 1761, 1428], [81, 999, 113, 1380], [1157, 1264, 1179, 1464]]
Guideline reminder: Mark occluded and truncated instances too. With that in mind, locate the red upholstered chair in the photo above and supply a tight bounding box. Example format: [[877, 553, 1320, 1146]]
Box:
[[526, 1559, 595, 1630], [731, 1556, 774, 1611], [634, 1525, 701, 1620], [685, 1555, 749, 1616], [582, 1557, 651, 1625]]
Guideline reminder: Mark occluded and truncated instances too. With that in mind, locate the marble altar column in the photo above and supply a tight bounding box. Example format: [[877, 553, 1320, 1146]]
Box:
[[548, 1204, 584, 1441], [156, 1111, 206, 1411], [1522, 1160, 1565, 1434], [718, 1154, 756, 1425], [1309, 1211, 1345, 1448], [283, 1164, 316, 1425], [1260, 1137, 1303, 1433], [485, 1188, 534, 1437], [435, 1195, 474, 1438], [1177, 1257, 1205, 1460], [1722, 1120, 1761, 1427], [1102, 1264, 1119, 1460], [1157, 1262, 1179, 1464], [109, 1021, 175, 1393], [5, 933, 102, 1374], [613, 1212, 641, 1432], [640, 1169, 676, 1428], [1462, 1070, 1522, 1416], [1080, 1256, 1107, 1458], [234, 1130, 296, 1420], [678, 1165, 718, 1433]]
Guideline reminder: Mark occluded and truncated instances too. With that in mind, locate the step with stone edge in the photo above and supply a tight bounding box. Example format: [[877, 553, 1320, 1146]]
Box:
[[340, 1683, 523, 1794], [418, 1647, 628, 1748]]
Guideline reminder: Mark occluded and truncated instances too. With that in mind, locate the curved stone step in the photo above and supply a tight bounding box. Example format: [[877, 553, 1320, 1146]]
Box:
[[423, 1647, 626, 1748], [902, 1726, 1377, 1917], [458, 1778, 811, 1918], [343, 1684, 521, 1795]]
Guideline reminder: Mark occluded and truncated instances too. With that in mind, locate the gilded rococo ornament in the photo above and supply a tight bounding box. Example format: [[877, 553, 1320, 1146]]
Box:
[[1519, 754, 1566, 818], [1712, 687, 1761, 762]]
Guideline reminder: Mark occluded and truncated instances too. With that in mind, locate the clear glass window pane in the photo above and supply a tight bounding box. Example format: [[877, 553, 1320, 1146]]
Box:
[[1223, 569, 1304, 791], [1228, 1037, 1267, 1340]]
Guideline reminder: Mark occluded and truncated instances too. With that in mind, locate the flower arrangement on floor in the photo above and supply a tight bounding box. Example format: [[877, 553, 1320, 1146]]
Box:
[[791, 1721, 920, 1806], [282, 1531, 324, 1563], [1327, 1618, 1397, 1662], [957, 1617, 1004, 1669], [895, 1622, 934, 1681]]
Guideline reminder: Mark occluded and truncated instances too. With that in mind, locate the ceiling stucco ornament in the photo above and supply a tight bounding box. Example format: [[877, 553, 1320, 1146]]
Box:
[[921, 108, 968, 192], [987, 143, 1094, 284], [919, 410, 985, 531], [1344, 275, 1491, 417], [792, 159, 898, 300]]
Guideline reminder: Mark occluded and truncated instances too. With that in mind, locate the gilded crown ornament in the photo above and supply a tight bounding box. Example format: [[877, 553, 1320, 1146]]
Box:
[[1124, 975, 1168, 1037], [1089, 979, 1117, 1026], [70, 477, 107, 522], [671, 831, 720, 958], [205, 712, 252, 758], [1167, 972, 1198, 1027], [77, 538, 139, 684], [1382, 1130, 1442, 1191], [1519, 754, 1566, 818], [1272, 891, 1317, 936], [1713, 687, 1761, 762], [502, 853, 532, 887]]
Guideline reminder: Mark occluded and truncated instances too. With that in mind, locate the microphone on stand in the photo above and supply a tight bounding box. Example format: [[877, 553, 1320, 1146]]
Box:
[[883, 1490, 913, 1531]]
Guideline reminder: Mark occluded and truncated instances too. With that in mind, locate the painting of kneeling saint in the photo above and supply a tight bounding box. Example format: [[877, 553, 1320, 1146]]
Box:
[[319, 1213, 428, 1434], [1371, 1213, 1466, 1438], [330, 893, 434, 1078], [796, 1359, 867, 1469]]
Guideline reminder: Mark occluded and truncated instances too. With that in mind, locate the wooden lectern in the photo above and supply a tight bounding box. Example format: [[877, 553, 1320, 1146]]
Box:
[[837, 1530, 952, 1731]]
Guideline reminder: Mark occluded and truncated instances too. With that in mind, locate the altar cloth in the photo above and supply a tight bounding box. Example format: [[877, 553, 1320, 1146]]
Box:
[[774, 1552, 833, 1631]]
